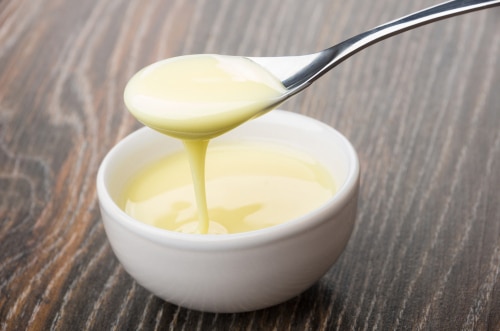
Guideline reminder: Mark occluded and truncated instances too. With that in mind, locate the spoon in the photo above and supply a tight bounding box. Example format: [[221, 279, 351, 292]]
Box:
[[249, 0, 500, 103], [124, 0, 499, 140]]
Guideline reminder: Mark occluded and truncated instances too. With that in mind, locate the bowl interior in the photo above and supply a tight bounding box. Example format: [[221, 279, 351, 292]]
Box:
[[99, 110, 358, 240]]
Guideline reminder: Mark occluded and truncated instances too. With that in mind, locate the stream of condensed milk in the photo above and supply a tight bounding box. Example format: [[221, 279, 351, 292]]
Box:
[[123, 54, 335, 234]]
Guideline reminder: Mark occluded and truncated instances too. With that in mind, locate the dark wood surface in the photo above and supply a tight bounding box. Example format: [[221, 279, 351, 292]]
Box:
[[1, 0, 499, 330]]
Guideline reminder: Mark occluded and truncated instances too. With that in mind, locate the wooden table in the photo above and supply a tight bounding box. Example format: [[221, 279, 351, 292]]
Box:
[[1, 0, 499, 329]]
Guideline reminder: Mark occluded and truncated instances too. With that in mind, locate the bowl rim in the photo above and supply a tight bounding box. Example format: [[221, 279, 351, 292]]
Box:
[[96, 110, 359, 251]]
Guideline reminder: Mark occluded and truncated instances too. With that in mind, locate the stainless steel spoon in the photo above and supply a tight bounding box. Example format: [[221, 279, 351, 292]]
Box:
[[248, 0, 500, 103]]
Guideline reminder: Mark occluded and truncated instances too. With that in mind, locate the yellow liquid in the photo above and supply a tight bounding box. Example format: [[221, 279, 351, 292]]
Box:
[[124, 54, 287, 140], [121, 141, 336, 234], [123, 54, 331, 234]]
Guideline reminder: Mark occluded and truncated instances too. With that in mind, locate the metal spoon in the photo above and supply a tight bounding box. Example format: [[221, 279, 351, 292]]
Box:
[[248, 0, 500, 103]]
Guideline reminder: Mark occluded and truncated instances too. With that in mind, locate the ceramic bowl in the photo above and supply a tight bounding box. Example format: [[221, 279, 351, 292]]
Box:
[[97, 110, 359, 313]]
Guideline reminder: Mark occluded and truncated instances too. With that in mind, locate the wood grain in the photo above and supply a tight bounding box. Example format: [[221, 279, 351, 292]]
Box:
[[0, 0, 499, 329]]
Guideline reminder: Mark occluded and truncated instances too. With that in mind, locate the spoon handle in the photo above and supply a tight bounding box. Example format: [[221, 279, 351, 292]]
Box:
[[285, 0, 500, 89], [340, 0, 500, 53]]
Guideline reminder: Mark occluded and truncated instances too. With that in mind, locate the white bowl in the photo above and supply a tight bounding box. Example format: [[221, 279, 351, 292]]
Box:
[[97, 109, 360, 313]]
